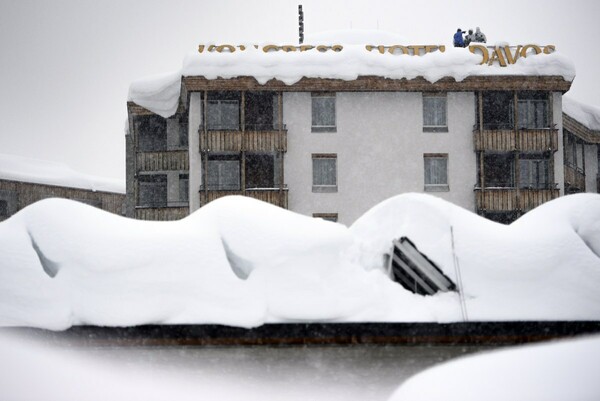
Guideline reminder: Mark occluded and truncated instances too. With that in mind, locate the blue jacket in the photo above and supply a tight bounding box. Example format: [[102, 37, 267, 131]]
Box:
[[453, 31, 465, 47]]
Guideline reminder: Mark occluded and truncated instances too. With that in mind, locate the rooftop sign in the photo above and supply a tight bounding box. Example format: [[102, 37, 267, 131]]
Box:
[[197, 43, 557, 67]]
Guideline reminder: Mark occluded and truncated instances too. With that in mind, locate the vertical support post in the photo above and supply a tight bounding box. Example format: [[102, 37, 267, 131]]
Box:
[[203, 91, 208, 203], [514, 91, 521, 213], [278, 91, 284, 207], [298, 5, 304, 45], [478, 92, 484, 214], [241, 91, 246, 196]]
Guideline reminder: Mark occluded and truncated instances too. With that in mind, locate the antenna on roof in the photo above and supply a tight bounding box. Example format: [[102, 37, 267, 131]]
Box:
[[298, 5, 304, 44]]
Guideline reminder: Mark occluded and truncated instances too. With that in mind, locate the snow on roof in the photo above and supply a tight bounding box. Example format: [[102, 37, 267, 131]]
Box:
[[1, 193, 599, 330], [128, 32, 575, 118], [390, 335, 600, 401], [563, 95, 600, 131], [0, 153, 125, 194]]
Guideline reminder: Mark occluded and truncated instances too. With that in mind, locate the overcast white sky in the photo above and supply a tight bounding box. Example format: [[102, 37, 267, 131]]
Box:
[[1, 0, 598, 181]]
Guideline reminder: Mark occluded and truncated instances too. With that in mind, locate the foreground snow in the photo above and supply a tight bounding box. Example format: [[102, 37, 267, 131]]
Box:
[[389, 335, 600, 401], [1, 193, 600, 330]]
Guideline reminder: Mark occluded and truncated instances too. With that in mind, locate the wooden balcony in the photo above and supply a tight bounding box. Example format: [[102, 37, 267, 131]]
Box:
[[564, 164, 586, 193], [200, 129, 287, 153], [199, 188, 288, 208], [136, 150, 189, 171], [474, 129, 558, 152], [135, 206, 189, 221], [475, 187, 559, 213]]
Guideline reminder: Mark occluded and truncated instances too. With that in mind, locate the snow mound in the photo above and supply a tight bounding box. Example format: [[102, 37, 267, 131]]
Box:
[[563, 95, 600, 131], [1, 193, 600, 330], [0, 153, 124, 193], [389, 335, 600, 401]]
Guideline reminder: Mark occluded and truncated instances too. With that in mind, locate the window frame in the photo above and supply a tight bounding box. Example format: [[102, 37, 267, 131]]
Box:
[[422, 93, 448, 132], [424, 153, 449, 192], [137, 173, 168, 208], [312, 153, 338, 192], [313, 213, 339, 222], [311, 92, 336, 133]]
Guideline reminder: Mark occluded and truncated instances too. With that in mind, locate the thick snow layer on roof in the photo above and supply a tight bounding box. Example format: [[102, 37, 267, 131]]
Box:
[[128, 36, 575, 118], [389, 335, 600, 401], [563, 95, 600, 131], [1, 193, 600, 330], [0, 153, 125, 193]]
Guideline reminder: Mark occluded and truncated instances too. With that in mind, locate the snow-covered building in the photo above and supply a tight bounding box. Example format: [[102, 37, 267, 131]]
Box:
[[125, 32, 598, 224], [0, 154, 125, 221], [562, 97, 600, 195]]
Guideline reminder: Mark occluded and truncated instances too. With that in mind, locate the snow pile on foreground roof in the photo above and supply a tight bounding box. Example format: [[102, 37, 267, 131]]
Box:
[[563, 96, 600, 131], [1, 193, 600, 330], [0, 153, 125, 193], [389, 335, 600, 401], [129, 36, 575, 118]]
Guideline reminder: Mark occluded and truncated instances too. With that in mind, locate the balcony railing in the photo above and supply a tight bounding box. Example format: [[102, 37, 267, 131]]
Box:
[[199, 188, 288, 209], [564, 164, 586, 193], [473, 128, 558, 152], [199, 125, 287, 152], [475, 187, 559, 213], [136, 150, 189, 171], [134, 206, 189, 221]]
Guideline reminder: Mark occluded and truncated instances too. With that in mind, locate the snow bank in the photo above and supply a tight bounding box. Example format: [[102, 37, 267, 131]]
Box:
[[128, 31, 575, 118], [564, 96, 600, 131], [0, 153, 125, 193], [389, 335, 600, 401], [1, 193, 599, 330]]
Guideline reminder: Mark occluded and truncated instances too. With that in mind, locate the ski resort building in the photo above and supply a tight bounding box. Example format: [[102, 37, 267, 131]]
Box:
[[125, 35, 599, 224]]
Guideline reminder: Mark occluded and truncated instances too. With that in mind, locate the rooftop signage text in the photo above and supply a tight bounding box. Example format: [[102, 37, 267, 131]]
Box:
[[197, 43, 557, 67], [469, 44, 556, 66]]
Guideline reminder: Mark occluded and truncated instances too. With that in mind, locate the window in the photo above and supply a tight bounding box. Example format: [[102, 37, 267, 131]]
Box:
[[423, 94, 447, 132], [424, 154, 449, 191], [207, 158, 240, 190], [311, 93, 336, 132], [138, 174, 167, 207], [137, 115, 167, 151], [0, 200, 8, 218], [313, 213, 338, 222], [312, 154, 337, 192], [246, 154, 275, 189], [517, 92, 549, 129], [519, 157, 549, 189], [481, 91, 513, 130], [178, 120, 189, 147], [482, 154, 515, 188], [207, 100, 240, 130], [179, 173, 189, 203]]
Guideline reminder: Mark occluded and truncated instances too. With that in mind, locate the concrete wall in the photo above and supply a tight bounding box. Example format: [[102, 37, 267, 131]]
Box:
[[189, 93, 203, 211], [553, 92, 565, 195], [585, 144, 598, 193], [284, 91, 477, 225]]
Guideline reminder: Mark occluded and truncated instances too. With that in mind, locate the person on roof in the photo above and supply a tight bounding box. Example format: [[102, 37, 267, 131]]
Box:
[[453, 28, 466, 47], [473, 27, 487, 43], [464, 29, 475, 46]]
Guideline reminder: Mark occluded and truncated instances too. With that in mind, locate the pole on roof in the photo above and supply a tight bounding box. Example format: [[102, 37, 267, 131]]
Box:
[[298, 5, 304, 44]]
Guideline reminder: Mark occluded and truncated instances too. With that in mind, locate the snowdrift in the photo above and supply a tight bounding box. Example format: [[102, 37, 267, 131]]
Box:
[[389, 334, 600, 401], [1, 193, 600, 330]]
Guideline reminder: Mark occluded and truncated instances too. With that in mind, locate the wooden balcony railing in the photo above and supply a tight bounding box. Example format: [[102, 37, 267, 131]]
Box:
[[564, 164, 586, 193], [475, 187, 559, 213], [200, 130, 287, 152], [136, 150, 189, 171], [199, 188, 288, 208], [474, 129, 558, 152], [135, 206, 189, 221]]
